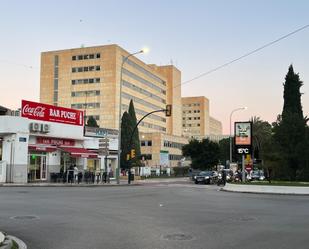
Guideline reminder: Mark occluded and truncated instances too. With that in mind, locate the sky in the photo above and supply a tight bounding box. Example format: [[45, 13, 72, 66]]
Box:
[[0, 0, 308, 134]]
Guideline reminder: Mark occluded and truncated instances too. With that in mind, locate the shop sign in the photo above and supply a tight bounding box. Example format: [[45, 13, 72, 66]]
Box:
[[22, 100, 83, 126], [37, 137, 75, 146], [84, 126, 118, 137]]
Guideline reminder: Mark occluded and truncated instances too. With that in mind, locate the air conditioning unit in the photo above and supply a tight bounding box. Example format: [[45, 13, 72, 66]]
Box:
[[41, 124, 50, 133], [30, 123, 40, 132]]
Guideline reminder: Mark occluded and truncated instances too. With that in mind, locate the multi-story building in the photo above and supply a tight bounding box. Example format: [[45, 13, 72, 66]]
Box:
[[41, 45, 168, 133], [209, 116, 223, 135], [40, 45, 185, 168], [181, 96, 222, 140]]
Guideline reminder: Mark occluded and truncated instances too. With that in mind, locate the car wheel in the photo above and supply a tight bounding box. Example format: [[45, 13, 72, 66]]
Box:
[[195, 180, 198, 184]]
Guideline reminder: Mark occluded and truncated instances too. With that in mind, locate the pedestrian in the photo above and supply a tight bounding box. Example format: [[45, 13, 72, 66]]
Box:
[[222, 170, 227, 186], [74, 164, 78, 183]]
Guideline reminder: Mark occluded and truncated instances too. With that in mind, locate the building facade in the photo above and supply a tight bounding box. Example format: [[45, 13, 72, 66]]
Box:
[[181, 96, 222, 140], [140, 132, 188, 168], [40, 44, 185, 168], [40, 45, 182, 135]]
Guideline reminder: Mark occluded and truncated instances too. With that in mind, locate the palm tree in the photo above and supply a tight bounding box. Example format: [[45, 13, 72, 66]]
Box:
[[250, 116, 272, 164]]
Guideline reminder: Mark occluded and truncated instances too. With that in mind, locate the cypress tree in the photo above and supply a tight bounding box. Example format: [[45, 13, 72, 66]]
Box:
[[120, 111, 133, 169], [128, 100, 141, 167], [274, 65, 308, 180]]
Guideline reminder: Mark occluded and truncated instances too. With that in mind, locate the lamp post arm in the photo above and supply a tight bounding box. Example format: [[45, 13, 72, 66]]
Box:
[[129, 109, 166, 151]]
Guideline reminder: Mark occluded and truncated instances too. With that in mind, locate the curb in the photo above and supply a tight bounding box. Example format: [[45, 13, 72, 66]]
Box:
[[0, 232, 27, 249], [7, 235, 27, 249], [0, 183, 141, 187], [222, 183, 309, 195]]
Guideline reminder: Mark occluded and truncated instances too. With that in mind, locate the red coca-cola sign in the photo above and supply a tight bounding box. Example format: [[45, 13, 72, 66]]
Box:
[[22, 100, 84, 126], [37, 137, 75, 146]]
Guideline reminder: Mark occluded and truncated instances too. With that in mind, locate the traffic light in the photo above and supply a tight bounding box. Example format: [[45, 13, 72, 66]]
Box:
[[165, 104, 172, 117], [131, 149, 136, 159]]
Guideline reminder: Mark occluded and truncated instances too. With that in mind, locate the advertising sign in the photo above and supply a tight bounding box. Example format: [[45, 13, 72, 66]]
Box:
[[22, 100, 84, 126], [235, 122, 252, 146], [234, 121, 252, 154], [160, 150, 169, 167]]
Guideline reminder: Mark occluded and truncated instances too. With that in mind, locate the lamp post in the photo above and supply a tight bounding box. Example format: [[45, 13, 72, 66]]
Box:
[[229, 107, 247, 165], [116, 49, 145, 184]]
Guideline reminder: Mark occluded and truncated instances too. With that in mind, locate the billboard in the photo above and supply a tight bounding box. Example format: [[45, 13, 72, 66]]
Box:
[[234, 122, 252, 146], [160, 150, 169, 167], [22, 100, 84, 126]]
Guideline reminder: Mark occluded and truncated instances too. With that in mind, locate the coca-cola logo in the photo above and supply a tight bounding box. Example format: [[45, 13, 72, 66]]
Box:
[[22, 104, 46, 118]]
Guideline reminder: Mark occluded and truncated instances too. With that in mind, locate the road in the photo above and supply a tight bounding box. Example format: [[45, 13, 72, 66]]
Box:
[[0, 181, 308, 249]]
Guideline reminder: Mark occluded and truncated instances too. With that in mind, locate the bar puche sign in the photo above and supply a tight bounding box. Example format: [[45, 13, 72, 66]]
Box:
[[22, 100, 84, 126]]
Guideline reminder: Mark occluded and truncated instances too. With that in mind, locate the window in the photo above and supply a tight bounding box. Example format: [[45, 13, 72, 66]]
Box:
[[54, 79, 58, 89], [122, 80, 166, 103], [122, 68, 166, 95], [141, 141, 146, 146], [188, 117, 192, 120], [95, 78, 100, 83], [72, 53, 100, 61], [197, 124, 200, 127], [72, 66, 101, 73]]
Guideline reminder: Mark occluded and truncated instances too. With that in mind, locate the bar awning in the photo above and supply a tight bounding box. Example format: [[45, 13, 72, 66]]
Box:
[[60, 147, 98, 158]]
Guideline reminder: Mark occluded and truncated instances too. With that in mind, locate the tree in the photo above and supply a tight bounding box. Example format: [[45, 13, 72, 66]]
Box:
[[250, 116, 272, 161], [218, 138, 229, 166], [273, 65, 308, 180], [120, 111, 133, 169], [182, 139, 220, 170], [86, 116, 99, 127], [128, 100, 141, 167]]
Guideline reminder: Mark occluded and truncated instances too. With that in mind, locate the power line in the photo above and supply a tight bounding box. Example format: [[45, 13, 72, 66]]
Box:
[[132, 24, 309, 107], [178, 24, 309, 87]]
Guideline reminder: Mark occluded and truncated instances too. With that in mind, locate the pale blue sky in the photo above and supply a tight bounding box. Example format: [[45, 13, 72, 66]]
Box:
[[0, 0, 308, 133]]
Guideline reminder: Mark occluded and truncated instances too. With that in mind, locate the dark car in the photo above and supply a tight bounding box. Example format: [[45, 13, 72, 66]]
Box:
[[194, 171, 216, 184]]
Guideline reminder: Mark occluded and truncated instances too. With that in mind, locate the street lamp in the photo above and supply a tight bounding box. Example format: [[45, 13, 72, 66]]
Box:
[[116, 49, 145, 184], [229, 107, 247, 165]]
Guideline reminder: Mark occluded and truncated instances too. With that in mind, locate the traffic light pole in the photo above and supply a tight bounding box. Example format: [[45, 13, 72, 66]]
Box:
[[127, 107, 171, 184]]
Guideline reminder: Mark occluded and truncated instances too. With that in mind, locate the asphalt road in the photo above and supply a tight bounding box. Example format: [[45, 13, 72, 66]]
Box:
[[0, 182, 308, 249]]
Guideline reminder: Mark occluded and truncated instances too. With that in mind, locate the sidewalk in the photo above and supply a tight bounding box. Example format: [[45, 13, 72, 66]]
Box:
[[0, 177, 190, 187]]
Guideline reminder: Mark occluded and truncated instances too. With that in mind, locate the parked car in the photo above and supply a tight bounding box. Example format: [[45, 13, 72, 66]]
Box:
[[194, 171, 217, 184], [189, 169, 201, 181], [250, 170, 265, 181]]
